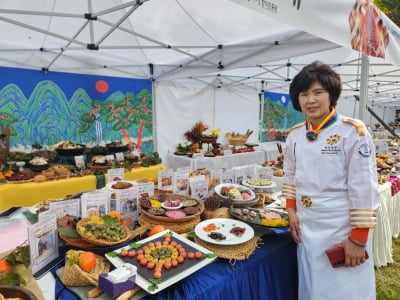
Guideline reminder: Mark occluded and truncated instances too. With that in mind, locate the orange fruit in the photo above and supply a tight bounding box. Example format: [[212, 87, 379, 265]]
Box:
[[108, 210, 121, 222], [0, 259, 11, 273], [79, 251, 96, 272], [148, 225, 166, 236]]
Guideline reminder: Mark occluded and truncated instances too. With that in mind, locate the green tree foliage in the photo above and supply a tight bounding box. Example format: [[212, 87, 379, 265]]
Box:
[[79, 90, 152, 134], [375, 0, 400, 26]]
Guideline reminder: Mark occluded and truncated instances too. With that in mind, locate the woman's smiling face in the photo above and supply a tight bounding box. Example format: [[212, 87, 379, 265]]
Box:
[[299, 81, 331, 125]]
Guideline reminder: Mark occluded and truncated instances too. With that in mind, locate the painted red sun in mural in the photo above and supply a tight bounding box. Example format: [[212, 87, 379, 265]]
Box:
[[95, 80, 109, 93]]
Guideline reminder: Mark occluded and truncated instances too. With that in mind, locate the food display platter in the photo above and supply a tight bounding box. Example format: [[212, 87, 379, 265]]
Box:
[[269, 192, 287, 209], [229, 207, 289, 228], [194, 218, 254, 245], [213, 183, 258, 207], [105, 230, 217, 294], [242, 179, 277, 190], [105, 180, 137, 191]]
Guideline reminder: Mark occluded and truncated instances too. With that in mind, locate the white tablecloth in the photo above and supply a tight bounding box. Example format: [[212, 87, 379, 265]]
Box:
[[372, 182, 398, 267], [165, 150, 266, 171], [259, 142, 286, 161]]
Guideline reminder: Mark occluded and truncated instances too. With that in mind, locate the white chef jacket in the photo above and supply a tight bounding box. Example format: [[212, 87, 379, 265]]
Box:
[[283, 115, 380, 300]]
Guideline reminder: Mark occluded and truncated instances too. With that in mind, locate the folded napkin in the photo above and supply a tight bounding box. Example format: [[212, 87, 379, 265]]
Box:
[[0, 219, 30, 252]]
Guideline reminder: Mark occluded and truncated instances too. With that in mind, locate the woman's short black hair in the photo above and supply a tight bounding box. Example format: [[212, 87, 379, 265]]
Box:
[[289, 61, 342, 112]]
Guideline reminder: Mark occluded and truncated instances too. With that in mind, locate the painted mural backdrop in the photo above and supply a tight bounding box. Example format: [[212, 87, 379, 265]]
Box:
[[0, 66, 153, 154], [261, 91, 305, 142]]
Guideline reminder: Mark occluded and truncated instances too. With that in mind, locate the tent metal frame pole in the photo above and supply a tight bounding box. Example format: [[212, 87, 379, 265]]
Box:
[[358, 53, 369, 122]]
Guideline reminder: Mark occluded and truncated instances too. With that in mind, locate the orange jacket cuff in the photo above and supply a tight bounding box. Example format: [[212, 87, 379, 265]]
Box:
[[350, 228, 369, 243], [286, 198, 296, 209]]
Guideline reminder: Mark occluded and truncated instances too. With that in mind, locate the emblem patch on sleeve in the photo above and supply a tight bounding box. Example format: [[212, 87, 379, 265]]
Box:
[[358, 143, 371, 157]]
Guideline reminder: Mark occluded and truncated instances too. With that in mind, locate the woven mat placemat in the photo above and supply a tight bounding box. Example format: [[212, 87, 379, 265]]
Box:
[[194, 236, 261, 260], [138, 213, 200, 234]]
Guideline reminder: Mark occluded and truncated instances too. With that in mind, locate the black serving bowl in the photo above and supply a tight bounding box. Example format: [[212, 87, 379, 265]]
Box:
[[0, 285, 38, 300], [55, 144, 86, 156], [28, 163, 49, 172], [106, 143, 129, 153]]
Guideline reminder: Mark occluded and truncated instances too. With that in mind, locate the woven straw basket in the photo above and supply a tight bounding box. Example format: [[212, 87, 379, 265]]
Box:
[[76, 219, 132, 246], [62, 252, 110, 287]]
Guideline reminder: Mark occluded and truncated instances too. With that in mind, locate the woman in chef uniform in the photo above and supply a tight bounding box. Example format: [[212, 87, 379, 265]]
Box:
[[283, 61, 380, 300]]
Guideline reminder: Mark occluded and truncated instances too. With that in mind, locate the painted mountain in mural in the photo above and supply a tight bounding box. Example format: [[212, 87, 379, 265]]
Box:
[[0, 79, 154, 153]]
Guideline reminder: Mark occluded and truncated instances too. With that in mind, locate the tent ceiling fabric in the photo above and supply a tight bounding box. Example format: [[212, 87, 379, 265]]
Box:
[[0, 0, 399, 106]]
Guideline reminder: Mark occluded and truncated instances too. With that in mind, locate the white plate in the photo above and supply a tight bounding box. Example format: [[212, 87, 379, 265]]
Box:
[[214, 183, 256, 199], [161, 202, 183, 210], [242, 179, 277, 189], [105, 181, 136, 191], [194, 218, 254, 245], [105, 230, 217, 294]]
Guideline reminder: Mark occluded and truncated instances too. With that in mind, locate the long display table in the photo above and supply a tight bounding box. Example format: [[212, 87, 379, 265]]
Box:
[[0, 164, 165, 210], [53, 233, 298, 300], [165, 151, 266, 171]]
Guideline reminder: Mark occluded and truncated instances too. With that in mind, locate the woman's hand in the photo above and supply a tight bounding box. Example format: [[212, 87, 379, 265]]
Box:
[[335, 238, 367, 267], [287, 208, 301, 243]]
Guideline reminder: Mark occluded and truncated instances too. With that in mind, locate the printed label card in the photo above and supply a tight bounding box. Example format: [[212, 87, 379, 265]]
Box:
[[158, 169, 174, 191], [173, 171, 190, 195], [115, 188, 139, 229], [137, 182, 155, 216], [192, 153, 204, 159], [234, 168, 248, 184], [256, 166, 274, 180], [106, 154, 115, 163], [210, 169, 223, 187], [107, 168, 125, 183], [223, 149, 233, 156], [28, 213, 58, 275], [189, 177, 209, 203], [74, 155, 86, 169], [49, 198, 80, 219], [81, 190, 109, 218], [115, 152, 125, 162], [176, 166, 190, 173], [222, 169, 235, 184]]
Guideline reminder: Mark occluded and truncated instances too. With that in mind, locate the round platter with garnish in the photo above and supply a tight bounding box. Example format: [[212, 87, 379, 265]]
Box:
[[194, 218, 254, 245]]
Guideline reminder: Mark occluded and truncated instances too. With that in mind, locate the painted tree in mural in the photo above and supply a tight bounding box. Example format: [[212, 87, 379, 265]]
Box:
[[79, 90, 152, 149], [0, 111, 17, 136], [263, 98, 292, 141]]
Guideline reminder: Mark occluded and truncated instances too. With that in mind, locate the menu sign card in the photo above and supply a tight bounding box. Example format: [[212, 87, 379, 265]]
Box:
[[173, 171, 189, 195], [81, 190, 109, 218], [74, 155, 86, 169], [28, 212, 58, 275], [177, 166, 190, 173], [49, 198, 80, 218], [222, 169, 235, 183], [115, 188, 139, 229], [256, 166, 273, 180], [115, 152, 124, 162], [193, 153, 204, 159], [158, 169, 173, 191], [189, 176, 208, 203], [107, 168, 125, 183], [210, 169, 222, 186], [137, 182, 155, 215]]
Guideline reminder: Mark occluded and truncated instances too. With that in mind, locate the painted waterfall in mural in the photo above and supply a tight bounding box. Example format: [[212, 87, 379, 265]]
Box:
[[0, 66, 153, 153], [261, 91, 305, 142]]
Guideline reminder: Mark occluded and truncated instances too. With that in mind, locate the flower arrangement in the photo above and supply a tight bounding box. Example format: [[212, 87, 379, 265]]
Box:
[[184, 121, 209, 144]]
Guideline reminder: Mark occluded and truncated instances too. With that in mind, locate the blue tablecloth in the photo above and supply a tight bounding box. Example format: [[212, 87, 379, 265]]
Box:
[[54, 233, 298, 300]]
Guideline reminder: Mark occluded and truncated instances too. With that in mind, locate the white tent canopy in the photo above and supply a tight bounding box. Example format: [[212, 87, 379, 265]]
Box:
[[0, 0, 400, 161]]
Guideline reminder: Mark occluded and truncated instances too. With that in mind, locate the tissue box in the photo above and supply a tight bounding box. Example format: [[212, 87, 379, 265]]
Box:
[[99, 264, 137, 298]]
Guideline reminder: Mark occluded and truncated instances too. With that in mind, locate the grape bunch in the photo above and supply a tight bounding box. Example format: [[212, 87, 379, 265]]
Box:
[[83, 222, 126, 242]]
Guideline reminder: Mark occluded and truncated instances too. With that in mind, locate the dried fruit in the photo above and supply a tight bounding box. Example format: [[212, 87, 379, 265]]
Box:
[[79, 251, 96, 272], [148, 225, 166, 236], [0, 259, 12, 274]]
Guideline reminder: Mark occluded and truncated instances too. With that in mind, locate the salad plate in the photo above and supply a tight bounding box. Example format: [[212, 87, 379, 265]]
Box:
[[194, 218, 254, 245]]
